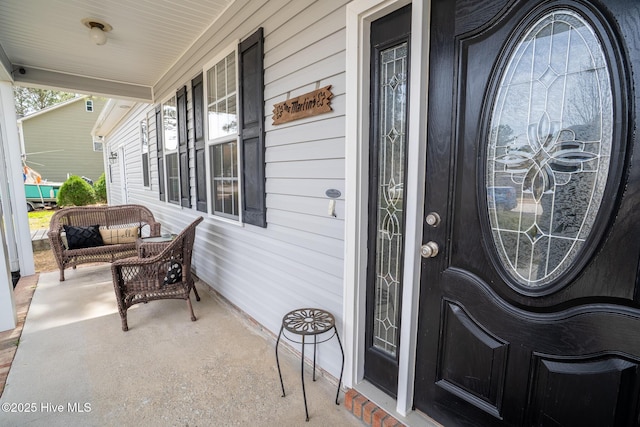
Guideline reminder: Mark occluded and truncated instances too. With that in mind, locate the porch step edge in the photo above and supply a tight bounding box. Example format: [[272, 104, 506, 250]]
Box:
[[345, 388, 406, 427]]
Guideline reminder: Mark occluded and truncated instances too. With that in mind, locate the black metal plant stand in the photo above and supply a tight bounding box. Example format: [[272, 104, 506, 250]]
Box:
[[275, 308, 345, 422]]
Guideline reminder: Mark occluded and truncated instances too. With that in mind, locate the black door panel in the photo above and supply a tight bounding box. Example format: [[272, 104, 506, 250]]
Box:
[[414, 0, 640, 425]]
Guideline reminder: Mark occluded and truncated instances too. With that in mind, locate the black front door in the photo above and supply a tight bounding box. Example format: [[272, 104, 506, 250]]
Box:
[[415, 0, 640, 425]]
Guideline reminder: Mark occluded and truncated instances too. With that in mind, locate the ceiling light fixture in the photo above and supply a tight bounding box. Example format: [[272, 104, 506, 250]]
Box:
[[81, 18, 112, 46]]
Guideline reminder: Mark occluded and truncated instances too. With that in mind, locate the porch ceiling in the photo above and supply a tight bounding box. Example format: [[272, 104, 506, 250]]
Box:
[[0, 0, 234, 102]]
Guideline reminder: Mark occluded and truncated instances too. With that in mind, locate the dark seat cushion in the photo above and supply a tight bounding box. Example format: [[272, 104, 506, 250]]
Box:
[[63, 225, 103, 250], [163, 261, 182, 285]]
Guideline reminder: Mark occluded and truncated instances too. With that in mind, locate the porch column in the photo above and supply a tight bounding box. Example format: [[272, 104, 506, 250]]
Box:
[[0, 217, 16, 331], [0, 80, 22, 331], [0, 81, 33, 277], [0, 130, 21, 282]]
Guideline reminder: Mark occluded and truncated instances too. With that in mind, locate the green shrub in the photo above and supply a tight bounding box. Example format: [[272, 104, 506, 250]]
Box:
[[94, 173, 107, 203], [57, 175, 96, 207]]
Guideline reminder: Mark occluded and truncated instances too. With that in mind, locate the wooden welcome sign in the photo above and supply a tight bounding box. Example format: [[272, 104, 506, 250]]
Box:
[[272, 85, 333, 125]]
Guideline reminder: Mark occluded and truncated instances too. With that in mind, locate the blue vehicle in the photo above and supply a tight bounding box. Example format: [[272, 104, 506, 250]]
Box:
[[487, 186, 517, 211]]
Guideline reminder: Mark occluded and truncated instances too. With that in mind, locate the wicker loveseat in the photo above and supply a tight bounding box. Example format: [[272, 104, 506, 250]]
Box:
[[48, 204, 161, 281]]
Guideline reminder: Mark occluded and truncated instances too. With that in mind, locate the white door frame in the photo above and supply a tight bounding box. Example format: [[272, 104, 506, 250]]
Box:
[[344, 0, 431, 418]]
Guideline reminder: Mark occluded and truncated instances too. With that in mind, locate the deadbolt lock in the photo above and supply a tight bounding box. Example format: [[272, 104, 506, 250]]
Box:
[[426, 212, 441, 227]]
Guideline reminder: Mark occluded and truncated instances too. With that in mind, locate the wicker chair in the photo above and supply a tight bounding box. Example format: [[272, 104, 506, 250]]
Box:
[[110, 216, 203, 331]]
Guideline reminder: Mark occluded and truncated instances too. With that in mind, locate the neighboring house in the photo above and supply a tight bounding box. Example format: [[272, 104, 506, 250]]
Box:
[[18, 96, 107, 183], [0, 1, 639, 426]]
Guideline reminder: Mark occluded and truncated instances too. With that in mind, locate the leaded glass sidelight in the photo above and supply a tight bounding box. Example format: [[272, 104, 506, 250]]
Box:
[[372, 42, 408, 356], [486, 10, 613, 288]]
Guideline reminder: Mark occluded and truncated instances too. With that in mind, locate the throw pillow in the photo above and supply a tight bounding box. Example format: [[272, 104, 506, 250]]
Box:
[[63, 225, 103, 250], [163, 261, 182, 285], [99, 226, 140, 245]]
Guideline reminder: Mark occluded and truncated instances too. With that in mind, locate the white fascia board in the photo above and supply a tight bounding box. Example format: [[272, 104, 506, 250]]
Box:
[[13, 66, 153, 102]]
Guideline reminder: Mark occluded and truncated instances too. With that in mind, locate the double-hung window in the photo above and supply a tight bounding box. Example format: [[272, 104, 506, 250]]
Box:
[[192, 28, 265, 226], [205, 50, 240, 220], [162, 96, 180, 204]]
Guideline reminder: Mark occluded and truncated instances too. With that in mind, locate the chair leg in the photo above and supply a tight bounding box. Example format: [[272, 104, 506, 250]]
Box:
[[59, 269, 65, 281], [192, 284, 201, 302], [120, 310, 129, 332], [187, 297, 196, 321]]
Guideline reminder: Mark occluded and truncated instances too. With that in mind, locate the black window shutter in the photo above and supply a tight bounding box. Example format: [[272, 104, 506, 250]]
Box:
[[177, 86, 191, 208], [238, 27, 266, 227], [192, 73, 207, 213], [155, 104, 165, 201]]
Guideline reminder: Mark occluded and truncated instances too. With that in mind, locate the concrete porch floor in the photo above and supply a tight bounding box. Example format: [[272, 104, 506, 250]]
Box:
[[0, 265, 362, 426]]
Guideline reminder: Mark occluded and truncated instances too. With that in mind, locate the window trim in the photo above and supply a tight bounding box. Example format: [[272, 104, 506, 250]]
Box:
[[161, 94, 181, 205], [203, 43, 243, 223], [140, 117, 151, 189]]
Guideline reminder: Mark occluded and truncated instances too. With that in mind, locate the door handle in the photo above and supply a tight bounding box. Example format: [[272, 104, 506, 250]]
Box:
[[421, 241, 439, 258]]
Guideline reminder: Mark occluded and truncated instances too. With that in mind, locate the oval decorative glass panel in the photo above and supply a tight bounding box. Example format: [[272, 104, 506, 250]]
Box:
[[486, 9, 613, 288]]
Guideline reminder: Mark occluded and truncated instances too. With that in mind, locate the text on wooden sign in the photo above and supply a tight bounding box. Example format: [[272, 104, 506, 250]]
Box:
[[272, 85, 333, 125]]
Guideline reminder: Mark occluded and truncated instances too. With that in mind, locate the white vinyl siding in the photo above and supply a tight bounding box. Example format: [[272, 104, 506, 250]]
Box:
[[105, 103, 158, 205], [19, 97, 107, 183], [107, 0, 350, 381]]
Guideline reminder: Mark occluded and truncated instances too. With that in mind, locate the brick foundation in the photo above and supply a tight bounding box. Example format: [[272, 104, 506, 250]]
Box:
[[345, 389, 405, 426]]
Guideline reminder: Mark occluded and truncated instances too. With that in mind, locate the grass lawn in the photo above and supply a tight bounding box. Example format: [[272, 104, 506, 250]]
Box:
[[28, 209, 58, 272], [27, 206, 107, 272], [28, 209, 56, 230]]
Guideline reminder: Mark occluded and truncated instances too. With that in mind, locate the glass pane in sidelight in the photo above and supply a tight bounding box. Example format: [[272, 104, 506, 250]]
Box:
[[372, 42, 408, 356]]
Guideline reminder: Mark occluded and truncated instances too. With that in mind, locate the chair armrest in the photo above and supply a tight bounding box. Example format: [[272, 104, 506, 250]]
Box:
[[47, 228, 63, 246], [47, 228, 67, 256]]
